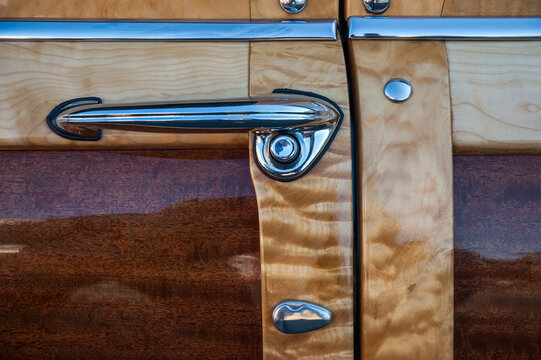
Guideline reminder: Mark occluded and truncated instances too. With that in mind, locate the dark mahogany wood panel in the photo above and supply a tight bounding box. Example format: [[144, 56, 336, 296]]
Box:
[[0, 150, 262, 360], [454, 156, 541, 360]]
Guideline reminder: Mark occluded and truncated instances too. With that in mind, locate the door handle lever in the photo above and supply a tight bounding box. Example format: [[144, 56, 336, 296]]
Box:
[[47, 89, 343, 181]]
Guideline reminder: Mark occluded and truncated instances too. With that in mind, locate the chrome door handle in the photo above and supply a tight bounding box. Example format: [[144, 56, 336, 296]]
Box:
[[47, 89, 343, 181]]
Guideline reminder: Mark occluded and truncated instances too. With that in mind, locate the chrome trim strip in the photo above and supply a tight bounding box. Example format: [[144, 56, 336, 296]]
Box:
[[0, 20, 337, 41], [348, 17, 541, 40]]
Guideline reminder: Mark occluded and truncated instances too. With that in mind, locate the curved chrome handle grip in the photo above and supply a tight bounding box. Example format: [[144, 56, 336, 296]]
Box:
[[47, 90, 343, 181]]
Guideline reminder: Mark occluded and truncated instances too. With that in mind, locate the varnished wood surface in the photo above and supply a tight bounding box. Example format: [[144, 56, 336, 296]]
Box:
[[0, 42, 248, 149], [0, 0, 339, 19], [442, 0, 541, 16], [0, 149, 262, 359], [345, 0, 540, 18], [249, 40, 353, 359], [250, 0, 338, 19], [0, 0, 250, 19], [454, 155, 541, 359], [448, 42, 541, 154], [350, 40, 453, 359], [345, 0, 444, 19]]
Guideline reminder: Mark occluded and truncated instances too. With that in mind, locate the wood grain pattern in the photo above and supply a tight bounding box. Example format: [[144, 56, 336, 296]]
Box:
[[350, 40, 453, 359], [345, 0, 539, 18], [454, 155, 541, 360], [0, 149, 262, 359], [250, 0, 338, 19], [0, 42, 249, 149], [448, 42, 541, 154], [345, 0, 444, 19], [442, 0, 541, 16], [0, 0, 250, 19], [249, 40, 353, 359]]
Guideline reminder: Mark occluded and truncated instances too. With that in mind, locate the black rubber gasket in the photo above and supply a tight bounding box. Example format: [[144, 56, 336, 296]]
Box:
[[46, 97, 103, 141], [253, 88, 344, 182]]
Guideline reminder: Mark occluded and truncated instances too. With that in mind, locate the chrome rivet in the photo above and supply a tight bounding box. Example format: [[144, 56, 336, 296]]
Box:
[[272, 301, 332, 334], [363, 0, 390, 14], [270, 134, 300, 163], [280, 0, 306, 14], [384, 79, 412, 103]]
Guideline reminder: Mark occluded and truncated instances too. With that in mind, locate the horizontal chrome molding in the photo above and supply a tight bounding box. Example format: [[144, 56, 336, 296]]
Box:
[[349, 17, 541, 40], [0, 20, 337, 41]]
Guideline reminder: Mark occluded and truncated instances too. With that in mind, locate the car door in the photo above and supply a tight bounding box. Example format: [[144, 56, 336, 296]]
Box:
[[346, 1, 541, 360], [1, 1, 540, 360], [0, 1, 354, 359]]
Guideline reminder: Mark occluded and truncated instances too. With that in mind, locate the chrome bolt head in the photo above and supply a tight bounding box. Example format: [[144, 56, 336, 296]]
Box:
[[363, 0, 390, 14], [280, 0, 307, 14], [384, 78, 412, 103], [270, 134, 300, 163]]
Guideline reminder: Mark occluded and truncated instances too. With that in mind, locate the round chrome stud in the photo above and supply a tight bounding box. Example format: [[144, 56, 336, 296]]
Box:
[[384, 78, 412, 103], [280, 0, 307, 14], [363, 0, 390, 14], [270, 134, 300, 163]]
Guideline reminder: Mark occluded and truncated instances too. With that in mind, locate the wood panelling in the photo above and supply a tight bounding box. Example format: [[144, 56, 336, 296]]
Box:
[[0, 149, 262, 359], [0, 42, 248, 149], [442, 0, 541, 16], [250, 0, 338, 19], [0, 0, 342, 19], [345, 0, 444, 19], [449, 42, 541, 154], [0, 0, 250, 19], [345, 0, 540, 18], [454, 155, 541, 360], [249, 40, 353, 359], [350, 40, 453, 359]]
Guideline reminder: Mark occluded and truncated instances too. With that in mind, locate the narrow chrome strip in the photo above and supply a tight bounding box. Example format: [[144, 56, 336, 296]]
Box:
[[0, 20, 337, 41], [349, 17, 541, 40]]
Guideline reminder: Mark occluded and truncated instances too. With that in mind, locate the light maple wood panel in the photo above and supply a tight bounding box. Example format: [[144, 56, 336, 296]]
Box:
[[346, 0, 540, 18], [0, 42, 249, 149], [442, 0, 541, 16], [250, 0, 338, 19], [0, 0, 250, 19], [350, 40, 453, 360], [249, 40, 353, 359], [345, 0, 444, 19], [449, 42, 541, 154]]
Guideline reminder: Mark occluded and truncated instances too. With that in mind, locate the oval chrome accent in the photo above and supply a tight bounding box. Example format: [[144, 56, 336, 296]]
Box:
[[384, 78, 412, 103], [280, 0, 307, 14], [363, 0, 390, 14], [272, 300, 332, 334]]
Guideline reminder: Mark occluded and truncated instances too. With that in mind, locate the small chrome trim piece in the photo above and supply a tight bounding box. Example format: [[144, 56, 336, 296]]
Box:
[[349, 17, 541, 40], [47, 90, 342, 181], [0, 20, 337, 41], [272, 300, 332, 334], [280, 0, 307, 14], [270, 134, 300, 164], [363, 0, 390, 14], [384, 78, 412, 103]]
